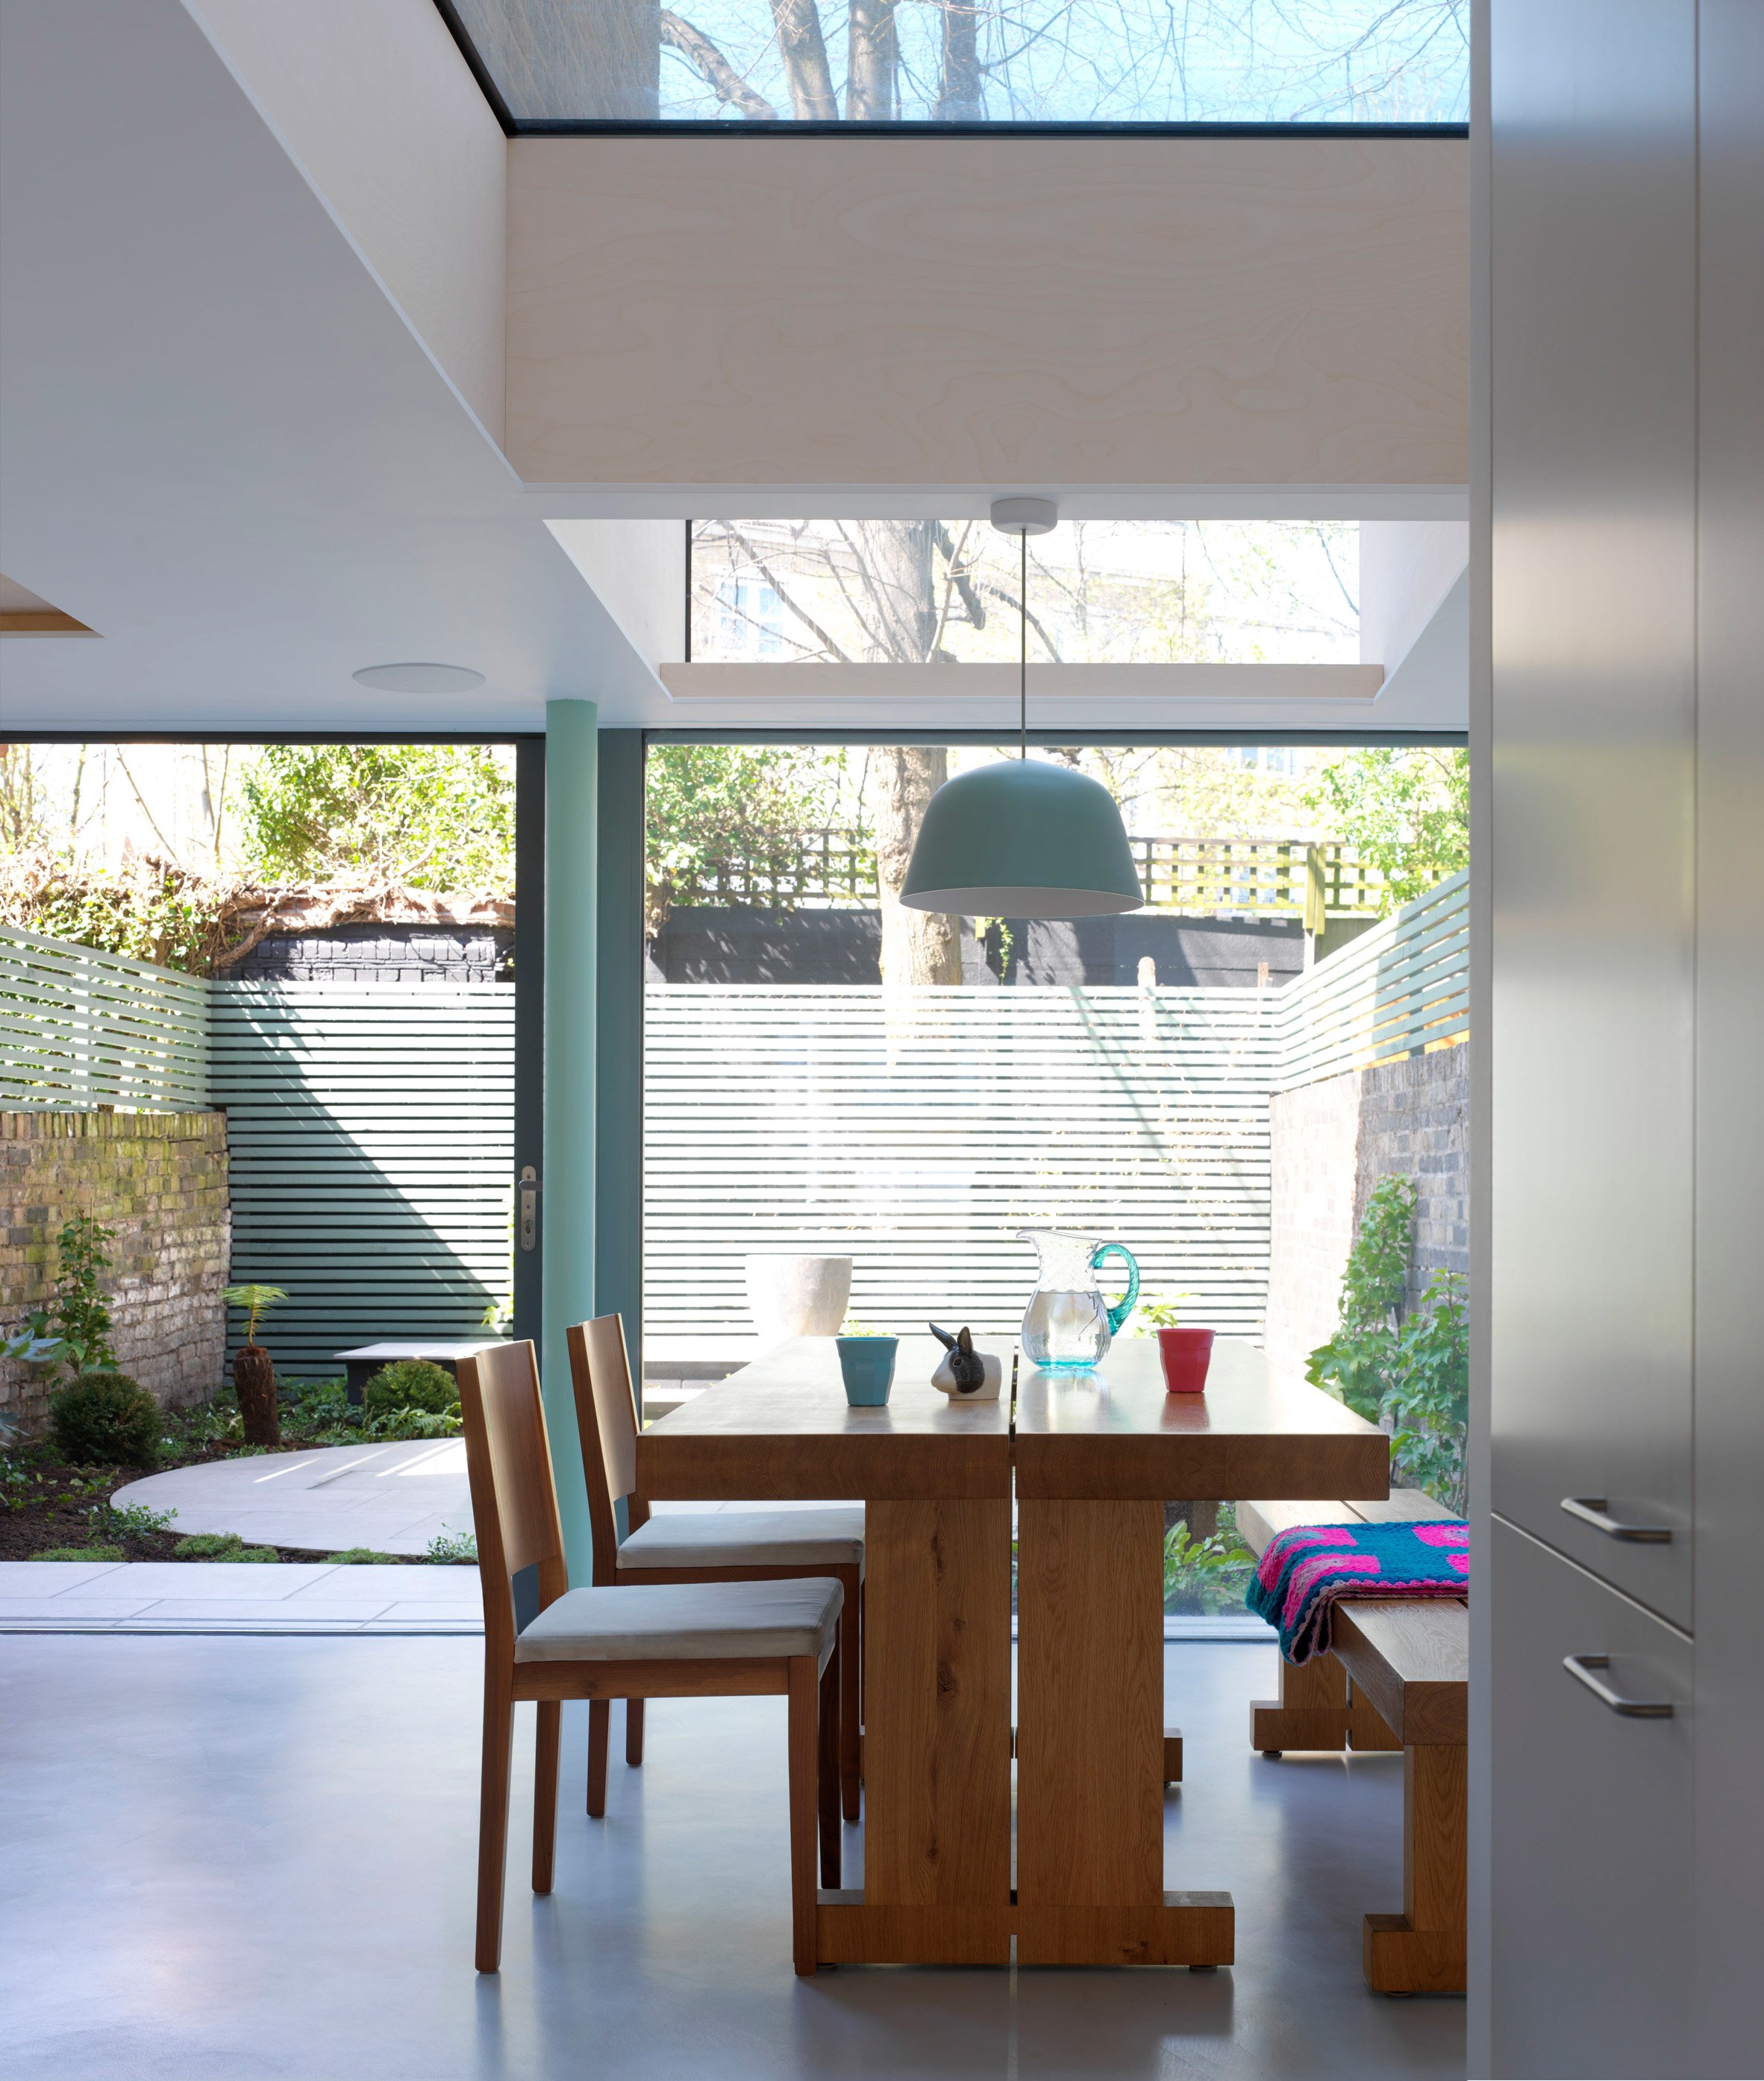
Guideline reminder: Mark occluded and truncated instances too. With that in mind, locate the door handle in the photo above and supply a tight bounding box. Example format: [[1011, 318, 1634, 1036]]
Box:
[[1560, 1496, 1672, 1544], [1563, 1653, 1674, 1718], [519, 1166, 539, 1252]]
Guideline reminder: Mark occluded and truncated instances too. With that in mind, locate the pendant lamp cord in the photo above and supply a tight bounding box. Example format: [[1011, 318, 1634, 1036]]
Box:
[[1019, 525, 1028, 760]]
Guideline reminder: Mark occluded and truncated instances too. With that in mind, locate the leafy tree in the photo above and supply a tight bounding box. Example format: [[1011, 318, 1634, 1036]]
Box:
[[237, 745, 514, 890], [1308, 1178, 1468, 1510], [1303, 746, 1469, 913], [1307, 1177, 1415, 1421], [645, 742, 860, 936], [51, 1217, 118, 1378]]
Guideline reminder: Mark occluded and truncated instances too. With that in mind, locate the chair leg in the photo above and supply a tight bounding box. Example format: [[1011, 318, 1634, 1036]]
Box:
[[786, 1655, 820, 1977], [587, 1697, 610, 1818], [626, 1697, 645, 1767], [836, 1568, 860, 1821], [476, 1677, 515, 1973], [533, 1700, 561, 1894], [819, 1647, 841, 1890]]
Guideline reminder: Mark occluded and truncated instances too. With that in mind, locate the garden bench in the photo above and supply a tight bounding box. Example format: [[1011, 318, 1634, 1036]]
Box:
[[1238, 1492, 1467, 1996]]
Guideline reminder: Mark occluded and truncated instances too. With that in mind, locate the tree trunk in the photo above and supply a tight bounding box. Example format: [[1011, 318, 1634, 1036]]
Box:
[[849, 519, 963, 986], [234, 1342, 280, 1448], [934, 1, 983, 120], [772, 0, 838, 118], [847, 0, 898, 119], [875, 745, 963, 987]]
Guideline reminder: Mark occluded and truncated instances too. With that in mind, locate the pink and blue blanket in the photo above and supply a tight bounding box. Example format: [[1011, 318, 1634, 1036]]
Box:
[[1246, 1518, 1470, 1664]]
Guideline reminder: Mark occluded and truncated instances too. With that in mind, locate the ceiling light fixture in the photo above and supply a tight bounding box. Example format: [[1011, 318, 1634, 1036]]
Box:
[[900, 498, 1143, 921], [351, 662, 485, 694]]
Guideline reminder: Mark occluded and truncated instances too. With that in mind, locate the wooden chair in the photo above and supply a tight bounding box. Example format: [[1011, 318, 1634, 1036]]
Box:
[[457, 1341, 842, 1977], [567, 1315, 864, 1823]]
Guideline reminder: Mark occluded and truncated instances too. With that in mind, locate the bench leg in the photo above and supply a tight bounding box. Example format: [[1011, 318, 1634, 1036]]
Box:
[[1251, 1650, 1352, 1753], [1363, 1742, 1467, 1994], [1347, 1676, 1402, 1752]]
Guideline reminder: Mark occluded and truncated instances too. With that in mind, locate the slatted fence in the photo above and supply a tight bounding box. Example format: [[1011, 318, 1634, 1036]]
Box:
[[0, 925, 209, 1110], [207, 986, 514, 1375], [5, 867, 1469, 1371], [1271, 870, 1469, 1090], [643, 987, 1279, 1354]]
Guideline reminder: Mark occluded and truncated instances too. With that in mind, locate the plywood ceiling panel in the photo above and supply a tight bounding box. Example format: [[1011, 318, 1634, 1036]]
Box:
[[507, 136, 1468, 490]]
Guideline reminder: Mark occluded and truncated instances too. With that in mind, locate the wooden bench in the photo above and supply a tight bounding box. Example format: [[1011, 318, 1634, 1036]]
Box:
[[1238, 1493, 1467, 1997]]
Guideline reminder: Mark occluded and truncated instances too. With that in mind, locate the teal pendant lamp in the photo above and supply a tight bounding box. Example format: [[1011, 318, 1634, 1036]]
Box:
[[901, 498, 1142, 921]]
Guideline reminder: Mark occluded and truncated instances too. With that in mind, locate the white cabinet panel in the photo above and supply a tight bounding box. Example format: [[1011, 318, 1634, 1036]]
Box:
[[1490, 1517, 1692, 2078], [1692, 7, 1764, 2071], [1488, 0, 1696, 1627]]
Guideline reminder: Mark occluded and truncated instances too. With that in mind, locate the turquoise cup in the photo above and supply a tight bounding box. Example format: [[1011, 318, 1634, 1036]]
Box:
[[836, 1336, 897, 1406]]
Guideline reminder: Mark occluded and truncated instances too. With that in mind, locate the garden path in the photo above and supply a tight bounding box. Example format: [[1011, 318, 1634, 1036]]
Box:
[[0, 1558, 481, 1632], [107, 1440, 842, 1556]]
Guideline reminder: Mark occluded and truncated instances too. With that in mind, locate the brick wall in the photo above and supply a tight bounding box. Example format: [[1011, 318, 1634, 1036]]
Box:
[[1264, 1041, 1469, 1383], [228, 924, 511, 983], [0, 1111, 230, 1433]]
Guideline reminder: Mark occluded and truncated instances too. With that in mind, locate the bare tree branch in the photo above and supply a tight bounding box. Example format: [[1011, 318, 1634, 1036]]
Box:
[[932, 521, 986, 630], [722, 525, 854, 659], [660, 10, 778, 119]]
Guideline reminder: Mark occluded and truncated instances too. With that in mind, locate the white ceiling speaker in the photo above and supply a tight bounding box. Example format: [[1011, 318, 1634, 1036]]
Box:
[[351, 662, 485, 694]]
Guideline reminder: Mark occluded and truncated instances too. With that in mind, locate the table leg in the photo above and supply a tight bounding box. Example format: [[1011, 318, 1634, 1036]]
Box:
[[1016, 1498, 1233, 1966], [816, 1498, 1013, 1965]]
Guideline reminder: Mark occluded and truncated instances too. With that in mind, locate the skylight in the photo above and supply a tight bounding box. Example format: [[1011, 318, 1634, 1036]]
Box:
[[439, 1, 1469, 131], [689, 520, 1360, 666]]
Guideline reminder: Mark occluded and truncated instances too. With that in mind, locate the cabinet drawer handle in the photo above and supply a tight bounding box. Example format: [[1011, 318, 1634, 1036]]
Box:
[[1563, 1653, 1674, 1718], [1560, 1496, 1672, 1543]]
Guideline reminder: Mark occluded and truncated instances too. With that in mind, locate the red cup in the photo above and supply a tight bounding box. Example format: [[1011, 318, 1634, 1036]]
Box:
[[1157, 1327, 1215, 1394]]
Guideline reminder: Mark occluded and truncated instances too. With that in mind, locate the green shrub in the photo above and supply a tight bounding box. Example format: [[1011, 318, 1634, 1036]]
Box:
[[37, 1544, 126, 1562], [287, 1379, 354, 1433], [362, 1359, 458, 1419], [174, 1532, 278, 1561], [327, 1548, 403, 1565], [427, 1529, 478, 1565], [48, 1373, 162, 1467], [89, 1500, 175, 1542], [363, 1406, 460, 1442]]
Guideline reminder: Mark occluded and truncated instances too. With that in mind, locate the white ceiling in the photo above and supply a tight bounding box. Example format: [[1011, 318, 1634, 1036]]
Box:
[[0, 0, 1466, 738]]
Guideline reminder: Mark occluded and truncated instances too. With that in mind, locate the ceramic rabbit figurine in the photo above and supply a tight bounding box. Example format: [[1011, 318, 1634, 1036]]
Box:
[[928, 1323, 1003, 1401]]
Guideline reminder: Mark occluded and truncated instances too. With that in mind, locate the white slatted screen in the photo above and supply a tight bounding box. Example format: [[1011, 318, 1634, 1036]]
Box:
[[208, 985, 514, 1376], [0, 925, 209, 1110], [642, 986, 1278, 1358], [1272, 870, 1469, 1089]]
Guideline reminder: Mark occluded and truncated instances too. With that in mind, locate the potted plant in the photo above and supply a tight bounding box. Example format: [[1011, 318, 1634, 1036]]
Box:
[[223, 1284, 288, 1446]]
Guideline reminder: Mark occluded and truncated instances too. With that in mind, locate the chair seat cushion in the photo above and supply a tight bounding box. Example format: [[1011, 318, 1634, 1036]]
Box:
[[513, 1575, 842, 1668], [616, 1506, 865, 1574]]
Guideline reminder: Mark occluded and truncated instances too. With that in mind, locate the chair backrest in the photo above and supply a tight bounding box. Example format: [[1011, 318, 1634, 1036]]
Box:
[[457, 1341, 569, 1656], [566, 1315, 647, 1585]]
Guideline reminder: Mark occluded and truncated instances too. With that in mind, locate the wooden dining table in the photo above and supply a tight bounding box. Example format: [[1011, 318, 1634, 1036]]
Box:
[[636, 1332, 1388, 1969]]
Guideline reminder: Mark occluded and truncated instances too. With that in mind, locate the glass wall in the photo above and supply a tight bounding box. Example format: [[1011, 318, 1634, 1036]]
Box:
[[689, 519, 1360, 666], [444, 1, 1469, 128]]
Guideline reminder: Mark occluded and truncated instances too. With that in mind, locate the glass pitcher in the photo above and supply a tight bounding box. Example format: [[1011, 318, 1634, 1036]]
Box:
[[1018, 1229, 1141, 1370]]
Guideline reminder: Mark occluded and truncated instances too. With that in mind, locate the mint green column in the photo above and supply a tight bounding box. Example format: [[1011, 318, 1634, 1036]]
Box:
[[542, 699, 598, 1583]]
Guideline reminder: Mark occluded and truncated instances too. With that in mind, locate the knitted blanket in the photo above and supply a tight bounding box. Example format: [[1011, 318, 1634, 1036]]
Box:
[[1246, 1518, 1470, 1664]]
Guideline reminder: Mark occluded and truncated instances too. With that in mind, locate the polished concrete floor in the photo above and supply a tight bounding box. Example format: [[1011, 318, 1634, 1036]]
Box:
[[0, 1637, 1463, 2081]]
